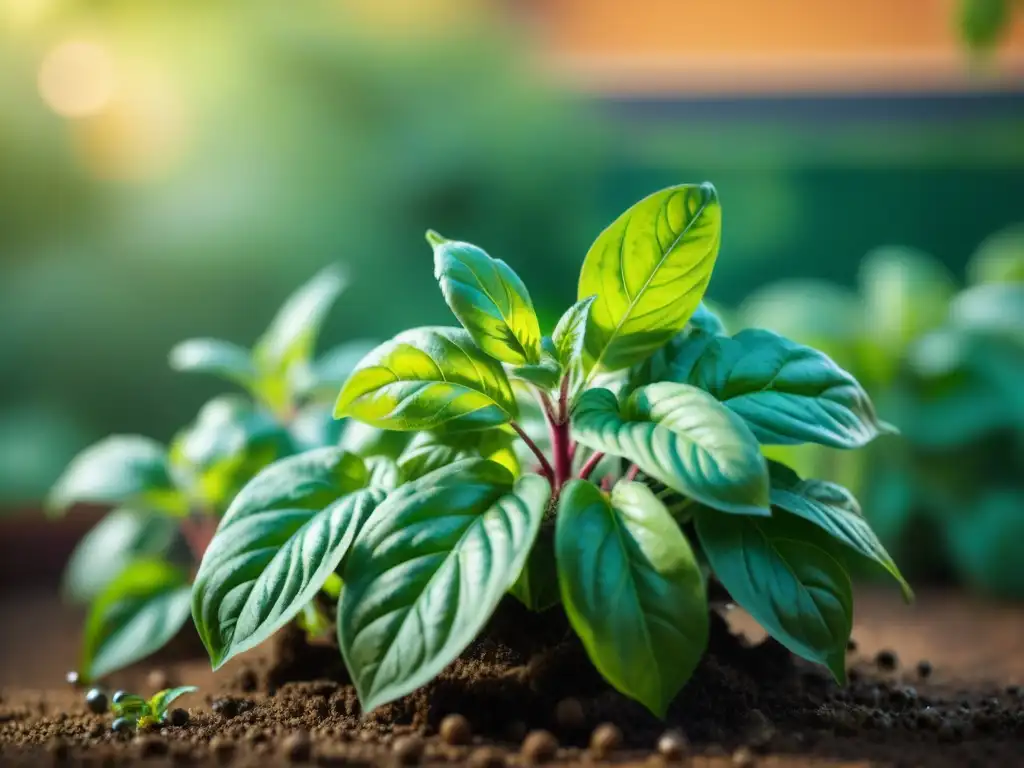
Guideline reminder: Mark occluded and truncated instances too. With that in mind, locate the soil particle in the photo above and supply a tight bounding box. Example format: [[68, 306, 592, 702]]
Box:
[[875, 649, 899, 671], [656, 729, 689, 760], [588, 723, 622, 758], [438, 713, 472, 745], [282, 729, 312, 762], [169, 707, 190, 727], [732, 745, 757, 767], [552, 698, 586, 731], [147, 669, 170, 691], [134, 733, 169, 758], [391, 734, 424, 765], [918, 659, 934, 679], [467, 745, 506, 768], [521, 730, 558, 764]]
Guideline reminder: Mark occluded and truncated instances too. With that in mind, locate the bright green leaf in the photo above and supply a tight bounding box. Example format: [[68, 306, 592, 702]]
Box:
[[551, 295, 596, 369], [61, 509, 182, 605], [572, 385, 769, 516], [429, 232, 543, 365], [696, 510, 853, 682], [675, 329, 892, 449], [168, 338, 257, 387], [335, 327, 518, 433], [169, 396, 294, 513], [768, 461, 912, 600], [556, 480, 708, 716], [81, 559, 193, 681], [968, 224, 1024, 285], [578, 183, 722, 374], [511, 354, 562, 391], [48, 436, 186, 517], [149, 686, 198, 718], [192, 448, 379, 669], [338, 460, 549, 712], [254, 264, 348, 373]]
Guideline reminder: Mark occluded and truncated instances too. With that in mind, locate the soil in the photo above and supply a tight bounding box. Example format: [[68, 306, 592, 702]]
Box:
[[2, 588, 1023, 767]]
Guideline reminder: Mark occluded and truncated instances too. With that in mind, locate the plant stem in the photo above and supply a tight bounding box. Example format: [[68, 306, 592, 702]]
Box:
[[510, 421, 555, 484], [625, 464, 641, 482], [550, 418, 572, 488], [180, 514, 219, 565], [578, 451, 605, 481]]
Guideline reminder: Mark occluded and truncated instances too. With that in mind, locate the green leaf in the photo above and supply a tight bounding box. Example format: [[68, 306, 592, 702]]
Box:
[[511, 354, 562, 391], [767, 461, 912, 600], [289, 403, 347, 451], [254, 264, 348, 373], [81, 559, 193, 681], [968, 224, 1024, 285], [168, 338, 257, 387], [149, 687, 198, 718], [509, 523, 560, 611], [62, 509, 182, 604], [48, 436, 186, 517], [291, 339, 381, 400], [675, 329, 892, 449], [556, 480, 708, 716], [950, 283, 1024, 343], [579, 183, 722, 374], [551, 296, 597, 369], [572, 385, 769, 516], [366, 456, 400, 491], [192, 448, 379, 669], [335, 327, 518, 433], [111, 694, 150, 718], [688, 301, 727, 336], [169, 395, 295, 513], [429, 232, 543, 365], [338, 460, 549, 712], [337, 421, 413, 460], [396, 432, 472, 483], [696, 510, 852, 681]]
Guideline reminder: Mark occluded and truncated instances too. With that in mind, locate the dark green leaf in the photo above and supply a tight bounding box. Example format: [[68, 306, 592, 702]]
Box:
[[337, 421, 413, 460], [579, 183, 721, 374], [48, 436, 186, 517], [675, 329, 892, 449], [430, 232, 543, 365], [335, 327, 518, 433], [696, 510, 852, 681], [572, 385, 769, 516], [192, 448, 379, 669], [511, 355, 562, 391], [768, 461, 912, 600], [687, 301, 727, 336], [509, 523, 560, 611], [62, 509, 182, 604], [338, 460, 549, 712], [366, 456, 400, 491], [81, 559, 192, 681], [556, 480, 708, 716], [168, 339, 257, 387]]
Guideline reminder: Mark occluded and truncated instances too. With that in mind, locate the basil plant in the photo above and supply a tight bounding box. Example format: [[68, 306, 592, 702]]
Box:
[[192, 183, 910, 718], [49, 266, 372, 681]]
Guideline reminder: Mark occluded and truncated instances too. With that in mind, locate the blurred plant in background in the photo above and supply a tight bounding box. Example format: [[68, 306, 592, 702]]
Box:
[[738, 226, 1024, 597], [47, 268, 370, 680], [957, 0, 1024, 53]]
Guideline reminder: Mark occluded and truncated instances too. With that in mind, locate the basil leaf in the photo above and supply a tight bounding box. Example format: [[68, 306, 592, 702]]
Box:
[[768, 461, 912, 600], [511, 354, 562, 391], [338, 421, 413, 460], [556, 480, 708, 716], [169, 395, 294, 513], [62, 509, 182, 604], [253, 264, 348, 373], [396, 432, 471, 483], [688, 301, 728, 336], [292, 339, 381, 400], [950, 283, 1024, 342], [968, 224, 1024, 285], [335, 327, 517, 433], [676, 329, 892, 449], [192, 448, 378, 669], [81, 559, 192, 681], [579, 183, 721, 374], [571, 385, 769, 516], [48, 436, 187, 518], [338, 460, 549, 712], [551, 296, 597, 369], [509, 523, 560, 612], [696, 510, 852, 682], [429, 232, 543, 365], [168, 338, 257, 386], [366, 456, 400, 491], [149, 686, 198, 718], [289, 403, 346, 451]]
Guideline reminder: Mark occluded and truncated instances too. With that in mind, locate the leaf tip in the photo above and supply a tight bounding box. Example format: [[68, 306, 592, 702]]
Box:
[[699, 181, 719, 205], [425, 230, 448, 248]]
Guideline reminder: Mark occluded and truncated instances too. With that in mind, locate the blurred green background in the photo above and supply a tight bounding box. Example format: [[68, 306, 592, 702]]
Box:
[[2, 0, 1023, 593]]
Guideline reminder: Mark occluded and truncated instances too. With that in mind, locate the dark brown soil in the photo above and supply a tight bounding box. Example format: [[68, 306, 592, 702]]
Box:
[[2, 588, 1023, 767]]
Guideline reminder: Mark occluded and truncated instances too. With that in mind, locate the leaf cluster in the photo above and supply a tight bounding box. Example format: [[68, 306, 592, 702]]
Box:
[[193, 182, 909, 717]]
